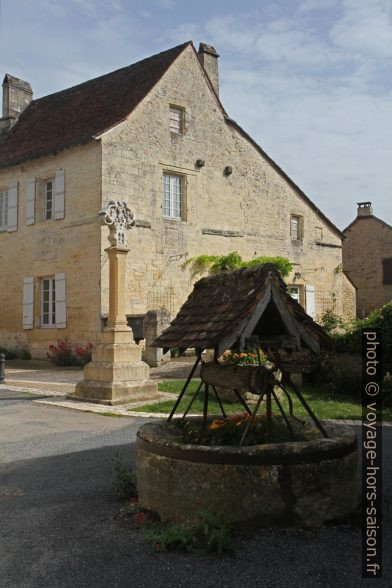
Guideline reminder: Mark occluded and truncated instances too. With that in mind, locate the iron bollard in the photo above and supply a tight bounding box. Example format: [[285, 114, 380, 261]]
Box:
[[0, 353, 5, 384]]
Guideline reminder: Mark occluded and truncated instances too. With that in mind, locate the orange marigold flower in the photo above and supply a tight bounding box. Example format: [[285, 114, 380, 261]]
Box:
[[209, 419, 225, 430]]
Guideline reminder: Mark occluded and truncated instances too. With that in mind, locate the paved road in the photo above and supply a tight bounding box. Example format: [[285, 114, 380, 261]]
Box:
[[0, 389, 391, 588]]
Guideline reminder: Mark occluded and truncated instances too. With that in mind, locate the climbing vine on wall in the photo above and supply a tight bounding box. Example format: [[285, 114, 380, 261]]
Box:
[[182, 251, 293, 278]]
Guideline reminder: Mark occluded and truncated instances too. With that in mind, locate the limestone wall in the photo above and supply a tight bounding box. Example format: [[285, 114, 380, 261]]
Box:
[[343, 217, 392, 315], [101, 45, 353, 322], [0, 142, 102, 356]]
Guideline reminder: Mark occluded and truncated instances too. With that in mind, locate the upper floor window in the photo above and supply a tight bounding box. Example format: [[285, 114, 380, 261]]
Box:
[[287, 285, 300, 303], [383, 258, 392, 285], [163, 174, 183, 220], [290, 214, 303, 241], [44, 178, 54, 220], [169, 106, 184, 134], [0, 190, 8, 230]]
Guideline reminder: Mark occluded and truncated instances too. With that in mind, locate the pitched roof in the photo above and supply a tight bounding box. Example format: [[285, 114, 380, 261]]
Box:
[[343, 213, 392, 233], [0, 42, 191, 169], [153, 263, 331, 354]]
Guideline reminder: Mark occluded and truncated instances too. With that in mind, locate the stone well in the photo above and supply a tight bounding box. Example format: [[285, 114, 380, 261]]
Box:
[[136, 419, 358, 529]]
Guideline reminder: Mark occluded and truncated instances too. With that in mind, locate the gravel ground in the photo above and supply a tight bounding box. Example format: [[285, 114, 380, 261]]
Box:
[[0, 388, 390, 588]]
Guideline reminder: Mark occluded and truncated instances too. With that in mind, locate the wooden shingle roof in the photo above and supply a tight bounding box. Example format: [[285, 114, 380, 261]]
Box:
[[153, 264, 331, 354]]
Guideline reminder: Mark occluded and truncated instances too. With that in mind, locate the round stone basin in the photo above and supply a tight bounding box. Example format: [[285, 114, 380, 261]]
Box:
[[136, 419, 358, 529]]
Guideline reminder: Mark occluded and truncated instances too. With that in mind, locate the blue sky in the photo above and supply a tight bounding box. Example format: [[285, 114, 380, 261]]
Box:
[[1, 0, 391, 229]]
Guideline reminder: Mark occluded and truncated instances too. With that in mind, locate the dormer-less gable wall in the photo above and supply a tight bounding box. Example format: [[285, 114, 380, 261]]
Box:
[[101, 44, 352, 320]]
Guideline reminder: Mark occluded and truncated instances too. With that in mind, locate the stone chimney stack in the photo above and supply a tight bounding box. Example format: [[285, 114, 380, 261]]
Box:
[[357, 201, 373, 217], [198, 43, 219, 96], [0, 74, 33, 133]]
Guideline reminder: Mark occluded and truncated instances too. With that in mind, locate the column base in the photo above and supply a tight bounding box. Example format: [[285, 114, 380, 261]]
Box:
[[68, 327, 158, 405], [70, 379, 159, 406]]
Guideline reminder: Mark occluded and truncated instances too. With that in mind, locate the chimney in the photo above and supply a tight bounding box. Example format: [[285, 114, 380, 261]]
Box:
[[0, 74, 32, 132], [357, 201, 373, 217], [198, 43, 219, 96]]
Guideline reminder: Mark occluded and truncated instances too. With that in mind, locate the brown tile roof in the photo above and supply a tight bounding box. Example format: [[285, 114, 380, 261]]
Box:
[[0, 42, 191, 169], [153, 263, 330, 353]]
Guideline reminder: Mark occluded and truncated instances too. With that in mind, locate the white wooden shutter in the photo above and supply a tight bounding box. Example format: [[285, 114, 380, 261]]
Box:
[[55, 272, 66, 328], [7, 183, 18, 232], [305, 285, 315, 318], [25, 178, 36, 225], [23, 277, 34, 329], [54, 169, 65, 219]]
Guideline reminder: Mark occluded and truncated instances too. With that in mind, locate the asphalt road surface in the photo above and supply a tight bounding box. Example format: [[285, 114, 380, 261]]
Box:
[[0, 389, 391, 588]]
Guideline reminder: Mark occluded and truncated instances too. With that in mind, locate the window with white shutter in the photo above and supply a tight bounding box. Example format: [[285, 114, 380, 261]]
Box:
[[5, 183, 18, 232], [54, 169, 65, 219], [305, 285, 315, 318], [0, 191, 8, 231], [25, 178, 36, 225], [23, 277, 34, 329]]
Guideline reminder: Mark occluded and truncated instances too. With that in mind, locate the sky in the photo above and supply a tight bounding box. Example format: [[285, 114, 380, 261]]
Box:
[[1, 0, 391, 230]]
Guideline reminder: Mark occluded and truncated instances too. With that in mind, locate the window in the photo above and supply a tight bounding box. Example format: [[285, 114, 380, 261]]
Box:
[[169, 106, 184, 134], [44, 179, 54, 220], [0, 190, 8, 230], [163, 174, 183, 219], [290, 215, 303, 241], [41, 277, 56, 326], [287, 286, 300, 303], [315, 226, 323, 241], [383, 259, 392, 284]]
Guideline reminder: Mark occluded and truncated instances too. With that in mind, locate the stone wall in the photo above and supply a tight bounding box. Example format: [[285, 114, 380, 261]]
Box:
[[343, 216, 392, 315], [101, 45, 354, 323], [0, 142, 102, 356]]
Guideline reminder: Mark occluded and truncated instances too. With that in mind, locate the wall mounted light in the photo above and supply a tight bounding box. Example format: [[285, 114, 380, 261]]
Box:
[[195, 159, 205, 168], [224, 166, 233, 176]]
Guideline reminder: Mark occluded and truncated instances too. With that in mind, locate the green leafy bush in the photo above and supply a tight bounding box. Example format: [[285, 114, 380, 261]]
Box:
[[183, 252, 293, 278], [113, 454, 137, 500], [143, 508, 234, 555], [325, 301, 392, 373]]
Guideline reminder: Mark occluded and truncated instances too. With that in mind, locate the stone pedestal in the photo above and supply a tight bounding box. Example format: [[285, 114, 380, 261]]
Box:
[[72, 326, 157, 405], [70, 208, 157, 405]]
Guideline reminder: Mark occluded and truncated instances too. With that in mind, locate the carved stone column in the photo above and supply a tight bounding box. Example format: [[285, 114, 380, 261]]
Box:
[[71, 200, 157, 405]]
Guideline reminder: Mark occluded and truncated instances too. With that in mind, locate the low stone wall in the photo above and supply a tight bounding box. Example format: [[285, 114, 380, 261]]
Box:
[[136, 420, 358, 529]]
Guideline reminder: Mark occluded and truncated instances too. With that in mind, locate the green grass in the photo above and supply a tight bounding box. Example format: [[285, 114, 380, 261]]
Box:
[[131, 379, 392, 421]]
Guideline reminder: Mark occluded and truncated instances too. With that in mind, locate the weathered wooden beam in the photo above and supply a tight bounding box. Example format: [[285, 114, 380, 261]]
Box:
[[200, 362, 272, 395]]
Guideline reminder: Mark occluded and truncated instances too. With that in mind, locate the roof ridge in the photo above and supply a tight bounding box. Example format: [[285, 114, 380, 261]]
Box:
[[32, 41, 192, 104]]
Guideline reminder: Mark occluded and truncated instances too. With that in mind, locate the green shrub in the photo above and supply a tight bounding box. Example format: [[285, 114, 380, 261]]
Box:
[[183, 252, 292, 278], [325, 301, 392, 374], [142, 508, 234, 555], [113, 454, 137, 500]]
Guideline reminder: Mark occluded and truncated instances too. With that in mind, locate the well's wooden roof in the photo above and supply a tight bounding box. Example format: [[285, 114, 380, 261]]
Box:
[[153, 264, 330, 354]]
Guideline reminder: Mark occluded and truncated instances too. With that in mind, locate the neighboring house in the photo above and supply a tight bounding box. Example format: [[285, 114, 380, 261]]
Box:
[[0, 41, 356, 357], [343, 202, 392, 316]]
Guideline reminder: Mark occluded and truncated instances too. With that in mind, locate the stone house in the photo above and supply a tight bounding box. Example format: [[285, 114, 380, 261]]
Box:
[[343, 202, 392, 316], [0, 41, 356, 358]]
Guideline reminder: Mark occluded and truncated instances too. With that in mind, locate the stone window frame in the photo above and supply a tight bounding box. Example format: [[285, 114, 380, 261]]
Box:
[[169, 105, 185, 135], [162, 171, 187, 221], [0, 188, 8, 231], [382, 258, 392, 285], [290, 214, 304, 242], [40, 276, 56, 328]]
